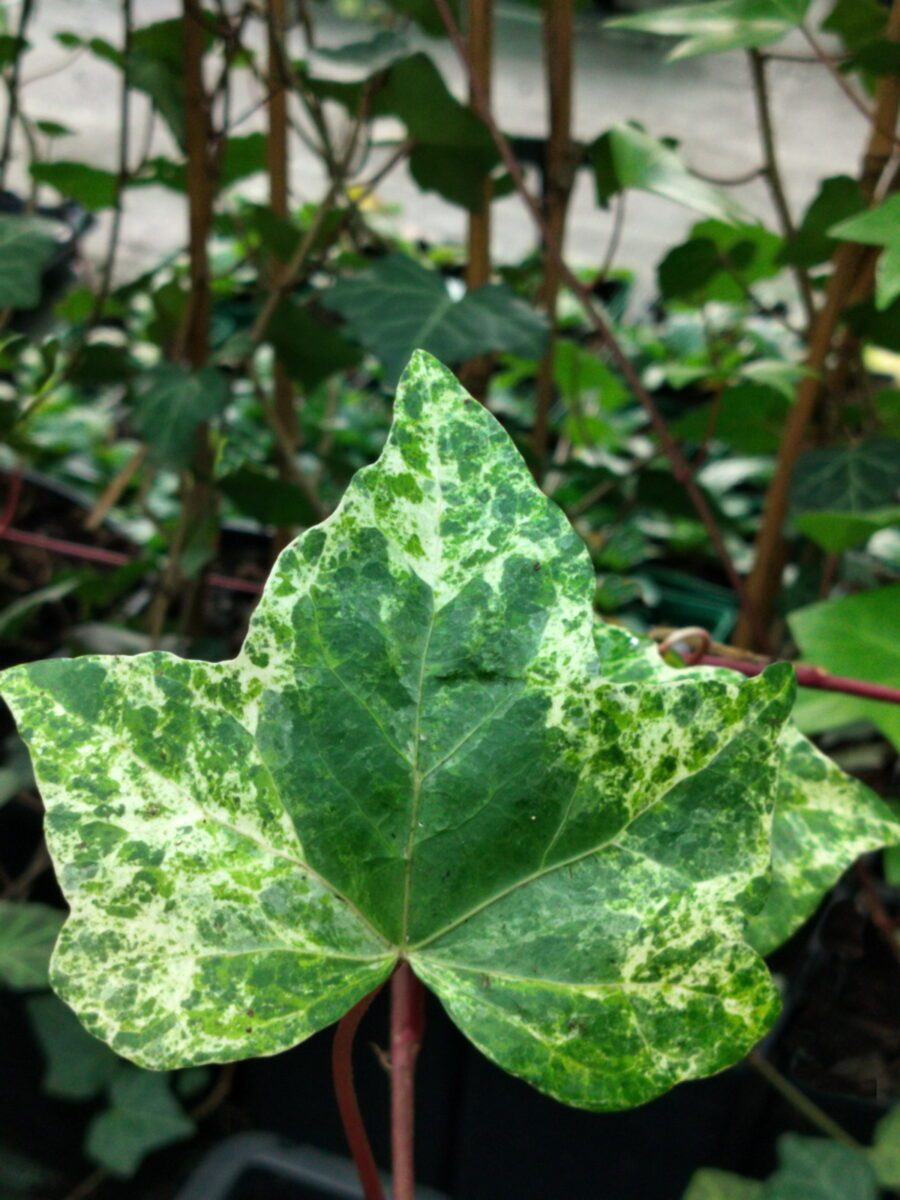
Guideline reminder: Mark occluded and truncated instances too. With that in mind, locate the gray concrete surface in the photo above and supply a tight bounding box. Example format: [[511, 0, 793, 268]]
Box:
[[5, 0, 868, 307]]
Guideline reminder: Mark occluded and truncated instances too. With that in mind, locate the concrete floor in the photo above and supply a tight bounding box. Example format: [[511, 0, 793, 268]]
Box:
[[6, 0, 868, 306]]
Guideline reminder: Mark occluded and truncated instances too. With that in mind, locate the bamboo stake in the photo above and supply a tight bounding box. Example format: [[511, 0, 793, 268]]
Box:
[[734, 0, 900, 648], [533, 0, 574, 479], [460, 0, 494, 402]]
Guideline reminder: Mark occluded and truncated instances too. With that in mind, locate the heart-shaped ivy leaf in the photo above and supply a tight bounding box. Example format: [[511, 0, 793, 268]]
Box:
[[2, 351, 797, 1110]]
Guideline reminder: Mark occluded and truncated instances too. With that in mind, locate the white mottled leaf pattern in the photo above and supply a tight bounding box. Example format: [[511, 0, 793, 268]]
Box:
[[592, 623, 899, 955], [3, 351, 807, 1110]]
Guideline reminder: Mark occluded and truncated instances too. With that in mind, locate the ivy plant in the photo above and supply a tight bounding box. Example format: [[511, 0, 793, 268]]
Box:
[[684, 1108, 900, 1198], [1, 352, 897, 1115]]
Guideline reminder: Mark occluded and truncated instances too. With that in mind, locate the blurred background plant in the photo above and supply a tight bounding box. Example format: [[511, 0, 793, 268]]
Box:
[[0, 1, 898, 1197]]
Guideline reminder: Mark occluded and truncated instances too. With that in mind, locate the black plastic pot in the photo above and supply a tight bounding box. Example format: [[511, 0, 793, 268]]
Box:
[[758, 868, 900, 1147], [240, 986, 780, 1200]]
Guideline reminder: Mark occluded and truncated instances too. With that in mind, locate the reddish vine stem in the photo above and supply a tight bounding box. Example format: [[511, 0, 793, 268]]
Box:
[[0, 525, 264, 595], [390, 962, 426, 1200], [332, 988, 386, 1200], [698, 655, 900, 704], [431, 0, 763, 648], [661, 627, 900, 704]]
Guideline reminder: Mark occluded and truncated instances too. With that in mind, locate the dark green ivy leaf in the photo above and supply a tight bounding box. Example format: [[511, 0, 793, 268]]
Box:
[[822, 0, 885, 53], [27, 992, 120, 1099], [684, 1132, 878, 1199], [832, 195, 900, 311], [266, 298, 362, 391], [31, 161, 119, 211], [308, 52, 498, 210], [0, 215, 58, 309], [130, 363, 230, 468], [218, 465, 320, 529], [86, 1068, 194, 1177], [791, 437, 900, 516], [0, 901, 63, 989], [324, 256, 547, 384], [0, 34, 27, 67], [794, 508, 900, 553], [780, 176, 867, 268], [134, 134, 268, 194], [659, 221, 782, 304]]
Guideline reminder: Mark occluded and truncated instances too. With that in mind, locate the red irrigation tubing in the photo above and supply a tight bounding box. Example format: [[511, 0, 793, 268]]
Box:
[[0, 526, 264, 596], [0, 468, 22, 537], [658, 627, 900, 706]]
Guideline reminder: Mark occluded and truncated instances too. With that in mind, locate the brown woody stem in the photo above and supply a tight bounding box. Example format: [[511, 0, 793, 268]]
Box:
[[736, 0, 900, 647], [534, 0, 574, 480]]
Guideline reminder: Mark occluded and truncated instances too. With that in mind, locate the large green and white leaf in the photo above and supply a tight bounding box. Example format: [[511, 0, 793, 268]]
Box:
[[0, 215, 58, 309], [0, 901, 64, 990], [2, 352, 801, 1110], [789, 586, 900, 751], [325, 256, 547, 385], [608, 0, 810, 61], [592, 623, 899, 955], [591, 125, 746, 222]]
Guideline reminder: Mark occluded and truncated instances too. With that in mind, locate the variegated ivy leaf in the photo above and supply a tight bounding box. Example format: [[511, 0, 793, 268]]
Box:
[[2, 351, 798, 1111], [593, 624, 899, 955]]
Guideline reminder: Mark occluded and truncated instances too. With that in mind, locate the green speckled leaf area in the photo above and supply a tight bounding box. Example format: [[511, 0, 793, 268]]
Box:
[[2, 351, 797, 1111], [748, 725, 898, 955], [593, 623, 900, 956]]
